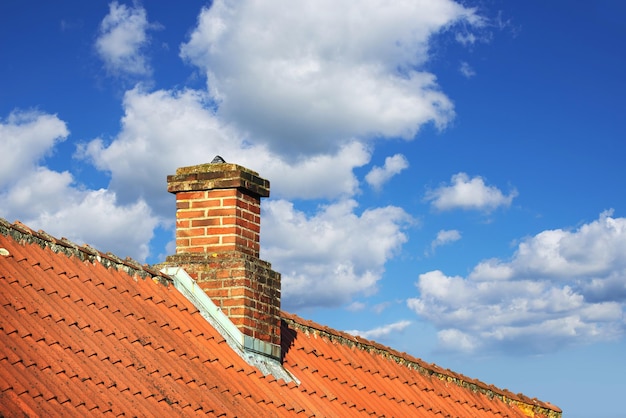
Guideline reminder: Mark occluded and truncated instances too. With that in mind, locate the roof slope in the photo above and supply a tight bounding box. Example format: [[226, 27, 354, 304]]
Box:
[[0, 219, 561, 417]]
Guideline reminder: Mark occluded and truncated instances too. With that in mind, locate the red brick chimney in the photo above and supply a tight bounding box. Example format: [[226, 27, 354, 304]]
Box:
[[163, 160, 281, 357]]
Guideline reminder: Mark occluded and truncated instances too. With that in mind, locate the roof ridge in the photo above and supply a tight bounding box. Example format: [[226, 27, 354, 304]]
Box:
[[0, 217, 170, 286], [280, 311, 562, 416]]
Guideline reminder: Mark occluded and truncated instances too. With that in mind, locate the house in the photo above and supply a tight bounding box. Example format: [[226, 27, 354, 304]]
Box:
[[0, 160, 562, 417]]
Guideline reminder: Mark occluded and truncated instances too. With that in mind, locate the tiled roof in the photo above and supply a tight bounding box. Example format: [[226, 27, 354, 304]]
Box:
[[0, 218, 561, 417]]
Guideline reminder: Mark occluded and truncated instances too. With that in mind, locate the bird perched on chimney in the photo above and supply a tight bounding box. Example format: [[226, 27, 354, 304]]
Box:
[[211, 155, 225, 163]]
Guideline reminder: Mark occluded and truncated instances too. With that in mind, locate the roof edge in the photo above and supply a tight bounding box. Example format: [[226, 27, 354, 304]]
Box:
[[0, 217, 170, 286], [281, 311, 562, 417]]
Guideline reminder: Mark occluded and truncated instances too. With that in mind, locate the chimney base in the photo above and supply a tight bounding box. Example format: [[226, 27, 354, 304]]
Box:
[[164, 251, 281, 349]]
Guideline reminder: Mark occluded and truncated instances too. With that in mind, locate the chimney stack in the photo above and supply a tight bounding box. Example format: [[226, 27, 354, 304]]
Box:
[[163, 160, 281, 358]]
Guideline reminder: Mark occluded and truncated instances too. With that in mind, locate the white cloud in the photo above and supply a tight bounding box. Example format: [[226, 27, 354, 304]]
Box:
[[95, 1, 155, 76], [346, 320, 412, 340], [79, 87, 234, 213], [372, 301, 393, 314], [471, 210, 626, 283], [79, 87, 371, 214], [73, 85, 415, 290], [1, 167, 158, 263], [346, 301, 366, 312], [459, 61, 476, 78], [259, 141, 370, 200], [0, 109, 159, 261], [425, 172, 518, 211], [365, 154, 409, 191], [180, 0, 482, 157], [4, 1, 488, 305], [455, 32, 478, 45], [37, 190, 157, 261], [0, 110, 69, 187], [408, 211, 626, 354], [261, 199, 411, 309], [428, 229, 461, 255]]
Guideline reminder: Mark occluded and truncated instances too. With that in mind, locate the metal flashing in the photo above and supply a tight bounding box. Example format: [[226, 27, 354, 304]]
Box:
[[161, 266, 297, 383]]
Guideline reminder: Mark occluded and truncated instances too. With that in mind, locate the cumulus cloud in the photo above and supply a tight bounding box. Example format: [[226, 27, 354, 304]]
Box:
[[4, 1, 485, 308], [0, 110, 69, 187], [95, 1, 155, 76], [180, 0, 482, 157], [408, 211, 626, 354], [261, 199, 412, 309], [77, 0, 484, 299], [73, 85, 409, 308], [0, 109, 158, 261], [365, 154, 409, 191], [79, 87, 234, 212], [346, 320, 412, 340], [470, 210, 626, 284], [79, 87, 371, 214], [428, 229, 461, 255], [425, 172, 518, 211]]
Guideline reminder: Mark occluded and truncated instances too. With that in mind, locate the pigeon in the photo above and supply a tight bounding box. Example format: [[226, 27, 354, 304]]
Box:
[[211, 155, 225, 164]]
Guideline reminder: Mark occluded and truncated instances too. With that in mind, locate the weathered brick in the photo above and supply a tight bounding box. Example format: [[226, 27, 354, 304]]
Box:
[[205, 189, 238, 198], [176, 191, 206, 200], [190, 237, 220, 246], [176, 219, 190, 229], [166, 161, 280, 352], [176, 210, 206, 219], [206, 208, 237, 217], [177, 228, 205, 238], [191, 199, 221, 208], [176, 238, 190, 247], [222, 198, 238, 207], [191, 218, 220, 227], [176, 201, 190, 209]]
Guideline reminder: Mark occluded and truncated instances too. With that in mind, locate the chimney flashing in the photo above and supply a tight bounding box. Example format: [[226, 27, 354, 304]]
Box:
[[162, 266, 289, 374]]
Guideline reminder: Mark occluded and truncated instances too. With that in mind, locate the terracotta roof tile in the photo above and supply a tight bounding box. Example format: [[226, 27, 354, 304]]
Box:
[[0, 220, 561, 417]]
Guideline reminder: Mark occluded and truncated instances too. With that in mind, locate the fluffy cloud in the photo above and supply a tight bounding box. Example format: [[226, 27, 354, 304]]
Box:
[[0, 109, 158, 261], [470, 210, 626, 284], [79, 87, 234, 213], [180, 0, 481, 157], [4, 1, 485, 308], [0, 110, 69, 187], [80, 87, 371, 214], [425, 172, 518, 211], [365, 154, 409, 191], [408, 211, 626, 354], [73, 84, 409, 308], [428, 229, 461, 255], [95, 1, 155, 76], [346, 320, 412, 340], [261, 199, 412, 309]]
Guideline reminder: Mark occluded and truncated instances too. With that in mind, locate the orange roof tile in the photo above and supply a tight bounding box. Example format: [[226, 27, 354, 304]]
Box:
[[0, 218, 561, 417]]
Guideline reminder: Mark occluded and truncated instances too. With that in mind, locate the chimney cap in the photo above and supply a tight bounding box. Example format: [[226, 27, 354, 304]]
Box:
[[211, 155, 226, 163], [167, 161, 270, 197]]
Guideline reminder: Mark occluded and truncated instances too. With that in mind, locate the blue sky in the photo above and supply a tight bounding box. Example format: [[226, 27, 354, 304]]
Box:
[[1, 1, 625, 416]]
